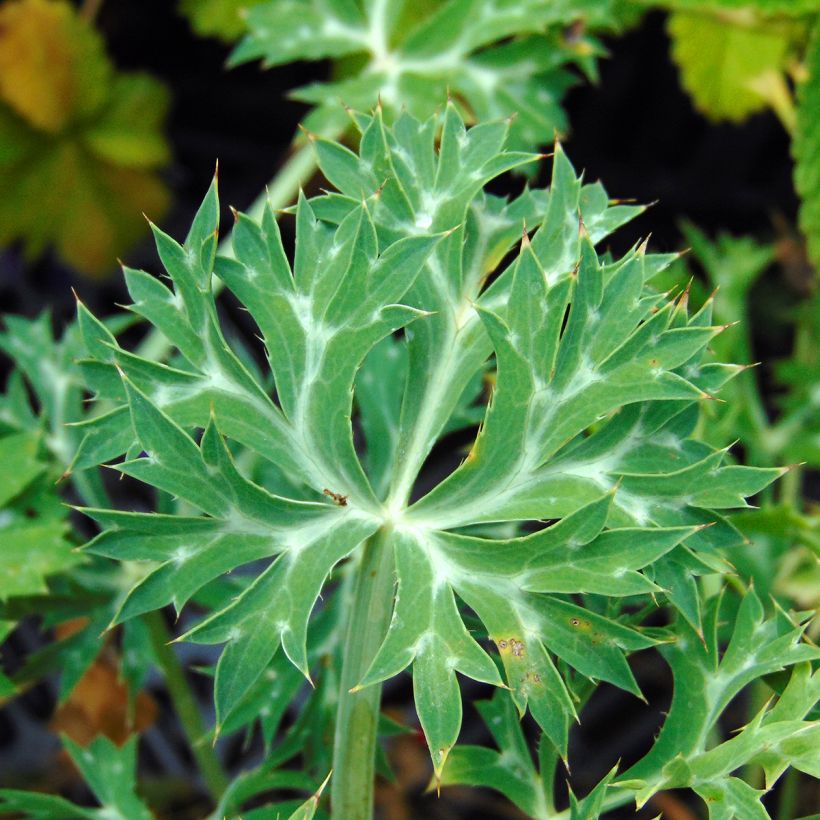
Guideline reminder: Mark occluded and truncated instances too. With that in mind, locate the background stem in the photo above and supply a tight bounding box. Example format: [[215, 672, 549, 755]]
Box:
[[145, 611, 229, 801], [331, 529, 395, 819]]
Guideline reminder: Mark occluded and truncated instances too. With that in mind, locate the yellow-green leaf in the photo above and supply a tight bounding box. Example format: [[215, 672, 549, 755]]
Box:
[[795, 19, 820, 268], [667, 10, 795, 122], [0, 0, 171, 275], [0, 0, 110, 133], [178, 0, 267, 42]]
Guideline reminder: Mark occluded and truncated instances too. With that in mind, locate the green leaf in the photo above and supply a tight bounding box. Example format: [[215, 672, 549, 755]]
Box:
[[794, 19, 820, 269], [651, 0, 820, 14], [74, 107, 790, 784], [0, 0, 171, 275], [0, 735, 151, 820], [0, 431, 45, 507], [618, 590, 819, 802], [667, 9, 798, 122], [233, 0, 619, 151], [439, 690, 551, 818], [178, 0, 267, 42]]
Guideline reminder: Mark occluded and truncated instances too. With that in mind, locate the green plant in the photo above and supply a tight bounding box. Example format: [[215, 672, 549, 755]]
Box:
[[0, 0, 171, 275], [2, 104, 816, 819]]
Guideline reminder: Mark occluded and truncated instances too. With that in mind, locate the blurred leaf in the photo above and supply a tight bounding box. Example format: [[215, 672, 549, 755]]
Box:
[[654, 0, 820, 14], [0, 0, 171, 276], [0, 735, 152, 819], [50, 640, 157, 745], [794, 18, 820, 269], [178, 0, 267, 41], [667, 9, 798, 122], [0, 0, 110, 133], [0, 430, 80, 602], [233, 0, 619, 152]]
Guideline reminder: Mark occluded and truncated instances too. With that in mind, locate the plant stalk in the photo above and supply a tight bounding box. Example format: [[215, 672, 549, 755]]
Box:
[[331, 529, 396, 819], [145, 610, 229, 801]]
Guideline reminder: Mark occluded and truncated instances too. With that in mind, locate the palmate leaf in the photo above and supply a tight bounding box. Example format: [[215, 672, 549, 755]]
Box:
[[231, 0, 617, 150], [610, 591, 820, 817], [76, 107, 785, 784]]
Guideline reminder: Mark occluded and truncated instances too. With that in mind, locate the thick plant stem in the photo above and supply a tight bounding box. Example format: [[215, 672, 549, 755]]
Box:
[[331, 529, 396, 819], [145, 611, 229, 801]]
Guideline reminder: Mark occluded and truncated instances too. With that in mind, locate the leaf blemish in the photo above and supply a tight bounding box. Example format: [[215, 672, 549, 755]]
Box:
[[323, 488, 348, 506]]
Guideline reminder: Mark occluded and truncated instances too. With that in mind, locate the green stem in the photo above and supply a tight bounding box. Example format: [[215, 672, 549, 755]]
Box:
[[331, 529, 396, 819], [145, 611, 229, 801], [776, 766, 799, 820]]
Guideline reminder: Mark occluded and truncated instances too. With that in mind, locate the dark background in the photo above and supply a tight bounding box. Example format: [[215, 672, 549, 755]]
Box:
[[0, 4, 811, 819]]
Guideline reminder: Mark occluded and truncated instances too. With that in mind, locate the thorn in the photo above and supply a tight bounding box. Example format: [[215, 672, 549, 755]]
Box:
[[373, 178, 388, 200], [577, 209, 588, 239], [298, 123, 318, 143], [229, 206, 239, 223], [348, 684, 363, 693], [213, 158, 219, 183], [676, 277, 693, 311], [70, 286, 83, 306], [717, 320, 740, 333], [537, 151, 554, 161]]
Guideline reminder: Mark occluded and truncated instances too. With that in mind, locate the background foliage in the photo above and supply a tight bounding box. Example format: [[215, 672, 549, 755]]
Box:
[[0, 1, 817, 818]]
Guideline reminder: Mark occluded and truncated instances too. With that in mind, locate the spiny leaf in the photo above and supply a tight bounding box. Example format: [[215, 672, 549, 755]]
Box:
[[74, 107, 789, 779], [232, 0, 617, 151]]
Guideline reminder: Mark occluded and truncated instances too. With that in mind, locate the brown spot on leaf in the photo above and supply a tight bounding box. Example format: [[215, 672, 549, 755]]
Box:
[[323, 488, 348, 506]]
